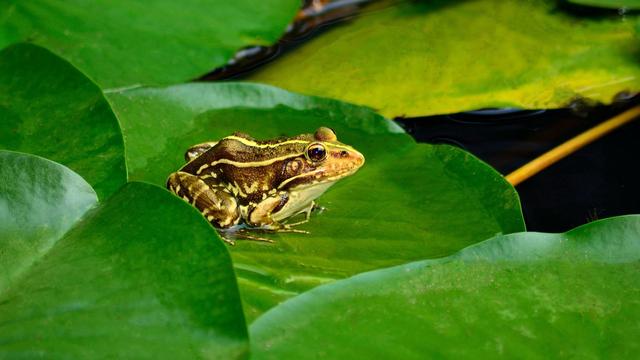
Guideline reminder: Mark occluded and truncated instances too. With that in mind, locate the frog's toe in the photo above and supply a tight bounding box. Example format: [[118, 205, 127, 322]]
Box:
[[237, 230, 276, 243], [312, 203, 326, 213], [279, 227, 310, 235], [222, 237, 236, 246]]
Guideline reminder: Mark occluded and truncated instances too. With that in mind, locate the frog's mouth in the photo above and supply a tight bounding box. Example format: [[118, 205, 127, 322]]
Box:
[[323, 166, 362, 182], [280, 166, 361, 190], [324, 153, 365, 179]]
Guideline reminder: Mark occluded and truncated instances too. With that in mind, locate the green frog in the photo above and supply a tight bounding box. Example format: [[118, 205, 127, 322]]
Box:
[[167, 127, 365, 244]]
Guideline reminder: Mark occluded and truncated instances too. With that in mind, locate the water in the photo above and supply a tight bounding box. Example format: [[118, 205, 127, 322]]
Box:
[[396, 95, 640, 232]]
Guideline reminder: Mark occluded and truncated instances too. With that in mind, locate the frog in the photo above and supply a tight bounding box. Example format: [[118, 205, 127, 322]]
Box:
[[166, 127, 365, 244]]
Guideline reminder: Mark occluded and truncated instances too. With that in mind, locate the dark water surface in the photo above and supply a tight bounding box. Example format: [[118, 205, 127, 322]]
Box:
[[396, 96, 640, 232]]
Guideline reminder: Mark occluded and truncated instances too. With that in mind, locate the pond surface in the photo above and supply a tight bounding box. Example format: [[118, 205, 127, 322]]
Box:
[[396, 95, 640, 232]]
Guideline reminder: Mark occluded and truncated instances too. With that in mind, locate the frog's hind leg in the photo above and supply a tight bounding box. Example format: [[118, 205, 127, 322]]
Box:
[[246, 194, 311, 235], [167, 171, 241, 234]]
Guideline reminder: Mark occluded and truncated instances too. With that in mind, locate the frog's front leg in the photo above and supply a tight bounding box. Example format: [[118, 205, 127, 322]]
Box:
[[247, 193, 309, 234], [283, 201, 316, 227], [167, 171, 241, 237]]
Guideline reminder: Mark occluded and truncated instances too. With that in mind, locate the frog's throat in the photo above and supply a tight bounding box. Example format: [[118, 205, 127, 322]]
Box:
[[272, 182, 335, 222]]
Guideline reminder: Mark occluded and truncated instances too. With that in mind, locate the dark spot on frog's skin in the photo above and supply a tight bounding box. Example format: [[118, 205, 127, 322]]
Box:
[[272, 192, 289, 213], [333, 150, 349, 158]]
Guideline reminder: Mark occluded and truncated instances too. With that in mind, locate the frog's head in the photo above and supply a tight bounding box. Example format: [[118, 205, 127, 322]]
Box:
[[278, 127, 365, 190]]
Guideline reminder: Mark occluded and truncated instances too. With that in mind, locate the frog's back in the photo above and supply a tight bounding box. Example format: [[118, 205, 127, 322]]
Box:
[[178, 134, 312, 204], [183, 137, 307, 172]]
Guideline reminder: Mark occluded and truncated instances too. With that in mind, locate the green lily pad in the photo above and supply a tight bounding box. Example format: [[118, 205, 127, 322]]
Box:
[[0, 151, 248, 358], [567, 0, 640, 10], [0, 43, 126, 200], [0, 0, 299, 88], [251, 215, 640, 358], [107, 82, 525, 321], [0, 150, 98, 294], [247, 0, 640, 118]]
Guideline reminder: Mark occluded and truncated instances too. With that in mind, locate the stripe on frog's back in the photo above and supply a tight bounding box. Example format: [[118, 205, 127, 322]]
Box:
[[225, 135, 355, 153], [212, 137, 355, 162], [193, 153, 305, 175], [211, 137, 308, 163], [223, 135, 311, 148]]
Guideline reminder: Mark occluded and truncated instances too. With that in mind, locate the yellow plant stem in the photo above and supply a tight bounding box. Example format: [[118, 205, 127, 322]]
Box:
[[506, 105, 640, 186]]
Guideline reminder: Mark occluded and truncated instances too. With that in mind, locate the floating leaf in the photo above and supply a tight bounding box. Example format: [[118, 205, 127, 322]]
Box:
[[107, 82, 525, 321], [0, 44, 126, 199], [0, 150, 97, 293], [251, 215, 640, 359], [247, 0, 640, 117], [0, 151, 247, 358], [0, 0, 299, 88]]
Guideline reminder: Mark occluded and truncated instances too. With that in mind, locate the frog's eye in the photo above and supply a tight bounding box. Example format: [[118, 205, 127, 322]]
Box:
[[306, 143, 327, 162]]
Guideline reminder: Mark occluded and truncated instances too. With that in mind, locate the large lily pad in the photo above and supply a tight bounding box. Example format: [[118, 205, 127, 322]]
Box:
[[107, 82, 525, 321], [247, 0, 640, 118], [0, 150, 97, 294], [0, 151, 248, 358], [251, 215, 640, 358], [0, 0, 299, 88], [0, 43, 126, 200]]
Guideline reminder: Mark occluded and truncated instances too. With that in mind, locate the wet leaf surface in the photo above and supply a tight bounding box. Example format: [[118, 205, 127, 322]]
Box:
[[0, 44, 126, 199], [251, 215, 640, 359], [0, 150, 97, 293], [0, 152, 247, 358], [0, 0, 299, 88], [247, 0, 640, 117]]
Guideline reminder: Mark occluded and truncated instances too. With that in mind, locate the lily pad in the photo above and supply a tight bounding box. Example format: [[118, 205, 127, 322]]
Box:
[[0, 151, 248, 358], [0, 0, 299, 88], [0, 43, 126, 200], [247, 0, 640, 118], [107, 82, 525, 321], [251, 215, 640, 359], [0, 150, 97, 294]]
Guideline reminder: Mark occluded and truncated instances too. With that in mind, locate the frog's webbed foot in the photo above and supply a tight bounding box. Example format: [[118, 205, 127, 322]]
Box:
[[215, 220, 309, 246], [218, 232, 237, 246], [313, 202, 326, 213], [218, 228, 275, 245], [276, 226, 310, 234], [219, 224, 302, 244], [256, 221, 311, 235], [239, 232, 276, 243]]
